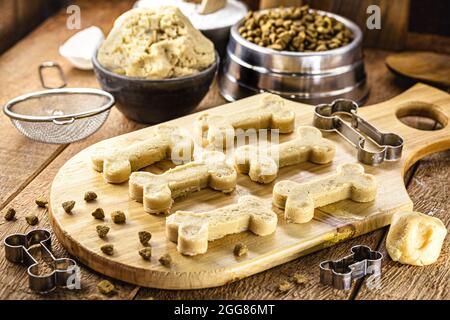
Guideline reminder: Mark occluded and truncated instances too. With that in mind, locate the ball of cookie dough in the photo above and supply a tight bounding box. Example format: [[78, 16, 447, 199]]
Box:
[[386, 211, 447, 266]]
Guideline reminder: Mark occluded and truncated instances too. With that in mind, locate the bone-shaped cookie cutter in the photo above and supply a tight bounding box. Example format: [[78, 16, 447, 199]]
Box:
[[313, 99, 403, 165], [4, 229, 79, 293], [320, 245, 383, 290]]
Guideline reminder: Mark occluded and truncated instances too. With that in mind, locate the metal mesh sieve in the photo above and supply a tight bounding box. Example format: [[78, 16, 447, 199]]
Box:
[[3, 88, 115, 144]]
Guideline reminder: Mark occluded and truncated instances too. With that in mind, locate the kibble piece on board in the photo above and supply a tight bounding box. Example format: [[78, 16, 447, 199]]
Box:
[[35, 196, 48, 208], [62, 200, 75, 213], [139, 231, 152, 246], [92, 208, 105, 220], [159, 254, 172, 267], [84, 191, 98, 202], [111, 210, 126, 224], [25, 214, 39, 226], [277, 280, 292, 292], [139, 247, 152, 260], [233, 242, 248, 257], [4, 208, 16, 221], [101, 244, 114, 256], [97, 280, 115, 295], [96, 225, 110, 238]]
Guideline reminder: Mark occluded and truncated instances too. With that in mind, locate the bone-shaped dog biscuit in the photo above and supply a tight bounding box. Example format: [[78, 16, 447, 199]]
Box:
[[273, 163, 377, 223], [91, 125, 193, 183], [196, 93, 295, 148], [129, 151, 237, 214], [235, 126, 335, 184], [166, 195, 278, 256]]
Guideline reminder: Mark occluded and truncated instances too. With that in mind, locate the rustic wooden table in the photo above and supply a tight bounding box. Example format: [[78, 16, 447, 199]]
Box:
[[0, 0, 448, 300]]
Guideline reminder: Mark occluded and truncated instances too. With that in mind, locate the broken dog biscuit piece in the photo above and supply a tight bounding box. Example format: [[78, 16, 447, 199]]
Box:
[[91, 125, 194, 183], [386, 211, 447, 266], [273, 163, 377, 223], [277, 280, 293, 292], [129, 151, 237, 214], [166, 196, 277, 256], [196, 93, 295, 148], [97, 280, 115, 295], [235, 126, 335, 183]]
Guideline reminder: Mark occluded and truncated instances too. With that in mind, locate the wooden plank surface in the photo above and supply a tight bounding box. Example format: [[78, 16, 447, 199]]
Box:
[[0, 0, 448, 299]]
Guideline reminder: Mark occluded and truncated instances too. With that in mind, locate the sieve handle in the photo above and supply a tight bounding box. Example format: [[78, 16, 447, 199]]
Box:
[[53, 118, 75, 125]]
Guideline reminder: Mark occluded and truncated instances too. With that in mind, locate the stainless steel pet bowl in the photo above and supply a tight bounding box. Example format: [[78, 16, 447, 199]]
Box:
[[219, 10, 369, 105]]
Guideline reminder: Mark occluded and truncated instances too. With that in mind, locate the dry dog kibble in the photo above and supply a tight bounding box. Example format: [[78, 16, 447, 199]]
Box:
[[111, 210, 126, 224], [139, 247, 152, 261], [239, 5, 353, 52], [101, 244, 114, 256], [97, 280, 115, 296], [233, 242, 248, 257], [4, 208, 16, 221], [35, 196, 48, 208], [159, 254, 172, 267], [62, 200, 75, 213], [25, 214, 39, 226], [92, 208, 105, 220], [96, 225, 110, 239], [139, 231, 152, 246], [84, 191, 98, 202], [277, 280, 293, 292], [292, 273, 306, 285]]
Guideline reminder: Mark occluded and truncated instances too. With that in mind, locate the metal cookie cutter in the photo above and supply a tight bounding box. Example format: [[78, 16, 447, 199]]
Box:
[[4, 229, 79, 293], [313, 99, 403, 165], [319, 245, 382, 290]]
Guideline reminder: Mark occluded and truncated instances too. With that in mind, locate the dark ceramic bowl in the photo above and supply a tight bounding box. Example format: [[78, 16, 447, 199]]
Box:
[[92, 52, 219, 124]]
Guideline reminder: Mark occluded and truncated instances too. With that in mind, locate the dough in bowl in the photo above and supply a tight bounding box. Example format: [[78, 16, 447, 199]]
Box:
[[97, 6, 215, 79]]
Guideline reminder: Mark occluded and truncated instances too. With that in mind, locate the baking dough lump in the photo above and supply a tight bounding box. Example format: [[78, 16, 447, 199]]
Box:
[[386, 211, 447, 266], [97, 7, 215, 79]]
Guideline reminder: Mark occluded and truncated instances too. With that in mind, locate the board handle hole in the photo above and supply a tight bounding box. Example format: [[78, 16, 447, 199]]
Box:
[[396, 102, 448, 131]]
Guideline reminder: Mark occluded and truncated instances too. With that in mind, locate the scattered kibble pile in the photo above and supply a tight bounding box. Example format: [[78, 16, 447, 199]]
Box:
[[238, 5, 353, 52]]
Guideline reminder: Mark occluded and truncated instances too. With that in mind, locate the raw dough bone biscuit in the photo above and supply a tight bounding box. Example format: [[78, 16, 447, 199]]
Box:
[[235, 126, 335, 184], [273, 163, 377, 223], [129, 151, 237, 214], [386, 211, 447, 266], [91, 125, 193, 183], [196, 93, 295, 148], [166, 195, 278, 256]]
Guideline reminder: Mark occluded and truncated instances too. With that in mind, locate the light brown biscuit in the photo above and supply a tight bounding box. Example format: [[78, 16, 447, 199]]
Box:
[[196, 93, 295, 149], [386, 211, 447, 266], [235, 126, 335, 184], [129, 151, 237, 214], [166, 195, 277, 256], [91, 125, 193, 183], [273, 163, 377, 223]]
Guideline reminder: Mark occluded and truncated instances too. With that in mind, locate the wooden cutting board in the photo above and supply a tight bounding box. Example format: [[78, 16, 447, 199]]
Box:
[[386, 51, 450, 88], [49, 83, 450, 289]]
